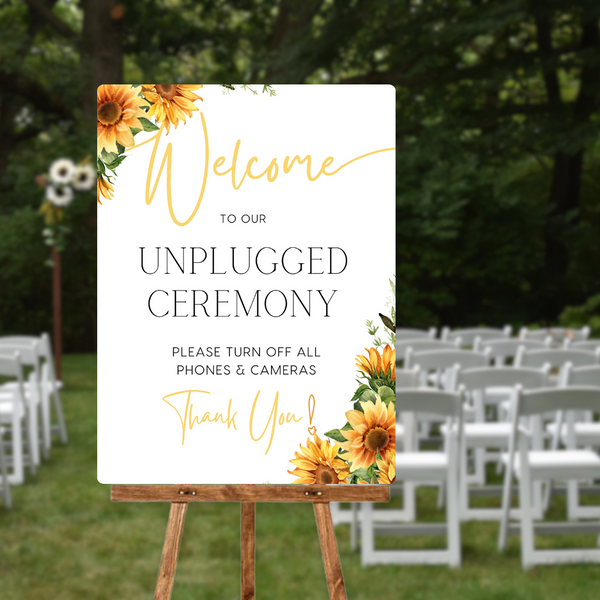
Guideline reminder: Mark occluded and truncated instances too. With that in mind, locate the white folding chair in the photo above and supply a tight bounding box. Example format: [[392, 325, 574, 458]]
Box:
[[406, 348, 491, 389], [361, 388, 463, 567], [441, 326, 512, 348], [0, 333, 67, 445], [498, 386, 600, 569], [334, 368, 421, 547], [568, 340, 600, 352], [396, 338, 459, 367], [519, 326, 591, 346], [545, 364, 600, 518], [0, 352, 37, 485], [0, 340, 48, 462], [478, 338, 548, 366], [396, 327, 437, 340], [447, 366, 549, 521]]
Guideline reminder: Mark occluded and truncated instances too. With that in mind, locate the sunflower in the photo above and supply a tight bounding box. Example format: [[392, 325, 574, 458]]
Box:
[[288, 433, 350, 484], [140, 85, 203, 133], [97, 85, 147, 155], [375, 454, 396, 484], [340, 397, 396, 472], [97, 176, 114, 204], [356, 344, 396, 381]]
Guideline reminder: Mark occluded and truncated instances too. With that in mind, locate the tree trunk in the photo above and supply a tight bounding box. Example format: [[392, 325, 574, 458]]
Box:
[[542, 150, 583, 319], [80, 0, 125, 124]]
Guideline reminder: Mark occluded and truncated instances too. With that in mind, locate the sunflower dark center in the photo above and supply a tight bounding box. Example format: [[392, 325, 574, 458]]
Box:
[[98, 101, 122, 125], [365, 427, 389, 453], [315, 465, 338, 485], [156, 84, 177, 101]]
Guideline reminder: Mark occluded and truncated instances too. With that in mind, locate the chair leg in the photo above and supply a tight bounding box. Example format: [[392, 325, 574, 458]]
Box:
[[518, 444, 535, 570], [0, 428, 12, 509], [567, 479, 580, 521], [39, 391, 51, 459], [350, 503, 359, 551], [51, 387, 68, 444], [498, 452, 513, 551], [360, 502, 375, 566], [10, 412, 24, 485], [25, 398, 39, 471], [446, 453, 461, 567]]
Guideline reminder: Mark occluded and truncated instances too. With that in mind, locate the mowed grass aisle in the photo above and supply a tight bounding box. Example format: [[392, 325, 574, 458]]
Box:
[[1, 354, 599, 599]]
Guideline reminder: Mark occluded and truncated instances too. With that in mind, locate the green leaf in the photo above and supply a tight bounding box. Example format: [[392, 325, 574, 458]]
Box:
[[116, 142, 125, 153], [324, 429, 346, 443], [366, 463, 376, 482], [360, 388, 377, 403], [341, 422, 353, 431], [351, 467, 371, 482], [378, 386, 394, 401], [350, 383, 370, 403], [379, 312, 395, 332], [101, 149, 118, 164], [130, 127, 142, 136], [104, 155, 127, 171], [139, 117, 159, 132]]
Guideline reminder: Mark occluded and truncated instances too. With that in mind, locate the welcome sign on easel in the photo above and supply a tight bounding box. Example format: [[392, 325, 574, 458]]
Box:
[[97, 84, 395, 486]]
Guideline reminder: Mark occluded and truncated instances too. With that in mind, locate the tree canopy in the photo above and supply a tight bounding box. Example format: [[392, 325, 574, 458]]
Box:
[[1, 0, 599, 348]]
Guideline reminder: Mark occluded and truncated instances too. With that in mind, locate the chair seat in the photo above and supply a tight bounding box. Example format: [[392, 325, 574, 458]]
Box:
[[0, 382, 41, 404], [396, 452, 448, 480], [546, 422, 600, 446], [502, 450, 600, 480], [0, 396, 25, 420]]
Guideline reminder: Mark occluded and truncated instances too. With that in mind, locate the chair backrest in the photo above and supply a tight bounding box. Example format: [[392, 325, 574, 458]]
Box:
[[562, 364, 600, 388], [0, 340, 40, 370], [395, 327, 437, 340], [0, 352, 24, 380], [407, 348, 491, 372], [568, 340, 600, 352], [515, 386, 600, 418], [441, 326, 512, 346], [396, 367, 421, 389], [396, 338, 459, 364], [515, 347, 599, 370], [453, 365, 549, 393], [396, 388, 463, 418], [478, 338, 547, 363], [519, 326, 591, 344]]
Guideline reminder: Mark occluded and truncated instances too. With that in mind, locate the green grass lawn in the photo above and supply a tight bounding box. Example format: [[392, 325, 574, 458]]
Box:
[[1, 354, 600, 599]]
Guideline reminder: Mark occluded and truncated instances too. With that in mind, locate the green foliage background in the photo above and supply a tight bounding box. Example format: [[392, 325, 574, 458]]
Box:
[[1, 0, 600, 349]]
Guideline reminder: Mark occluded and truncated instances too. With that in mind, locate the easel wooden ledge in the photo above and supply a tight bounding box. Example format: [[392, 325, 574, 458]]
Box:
[[112, 484, 389, 600]]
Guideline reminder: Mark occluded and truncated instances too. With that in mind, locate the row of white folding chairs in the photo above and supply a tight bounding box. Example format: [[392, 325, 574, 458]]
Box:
[[397, 325, 592, 348], [362, 383, 600, 569], [0, 333, 68, 508], [360, 361, 599, 550], [413, 347, 600, 512]]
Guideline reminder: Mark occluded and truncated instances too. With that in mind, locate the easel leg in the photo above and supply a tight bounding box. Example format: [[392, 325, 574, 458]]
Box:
[[155, 502, 188, 600], [314, 502, 347, 600], [241, 501, 256, 600]]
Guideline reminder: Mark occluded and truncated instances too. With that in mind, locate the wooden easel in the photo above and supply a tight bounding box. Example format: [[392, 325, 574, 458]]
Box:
[[112, 484, 389, 600]]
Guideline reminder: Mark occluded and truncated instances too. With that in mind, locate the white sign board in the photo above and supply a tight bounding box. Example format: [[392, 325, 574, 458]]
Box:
[[97, 84, 395, 484]]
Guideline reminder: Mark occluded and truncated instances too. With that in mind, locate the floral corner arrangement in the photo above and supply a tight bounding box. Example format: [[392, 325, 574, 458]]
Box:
[[288, 279, 397, 485], [96, 84, 204, 204]]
